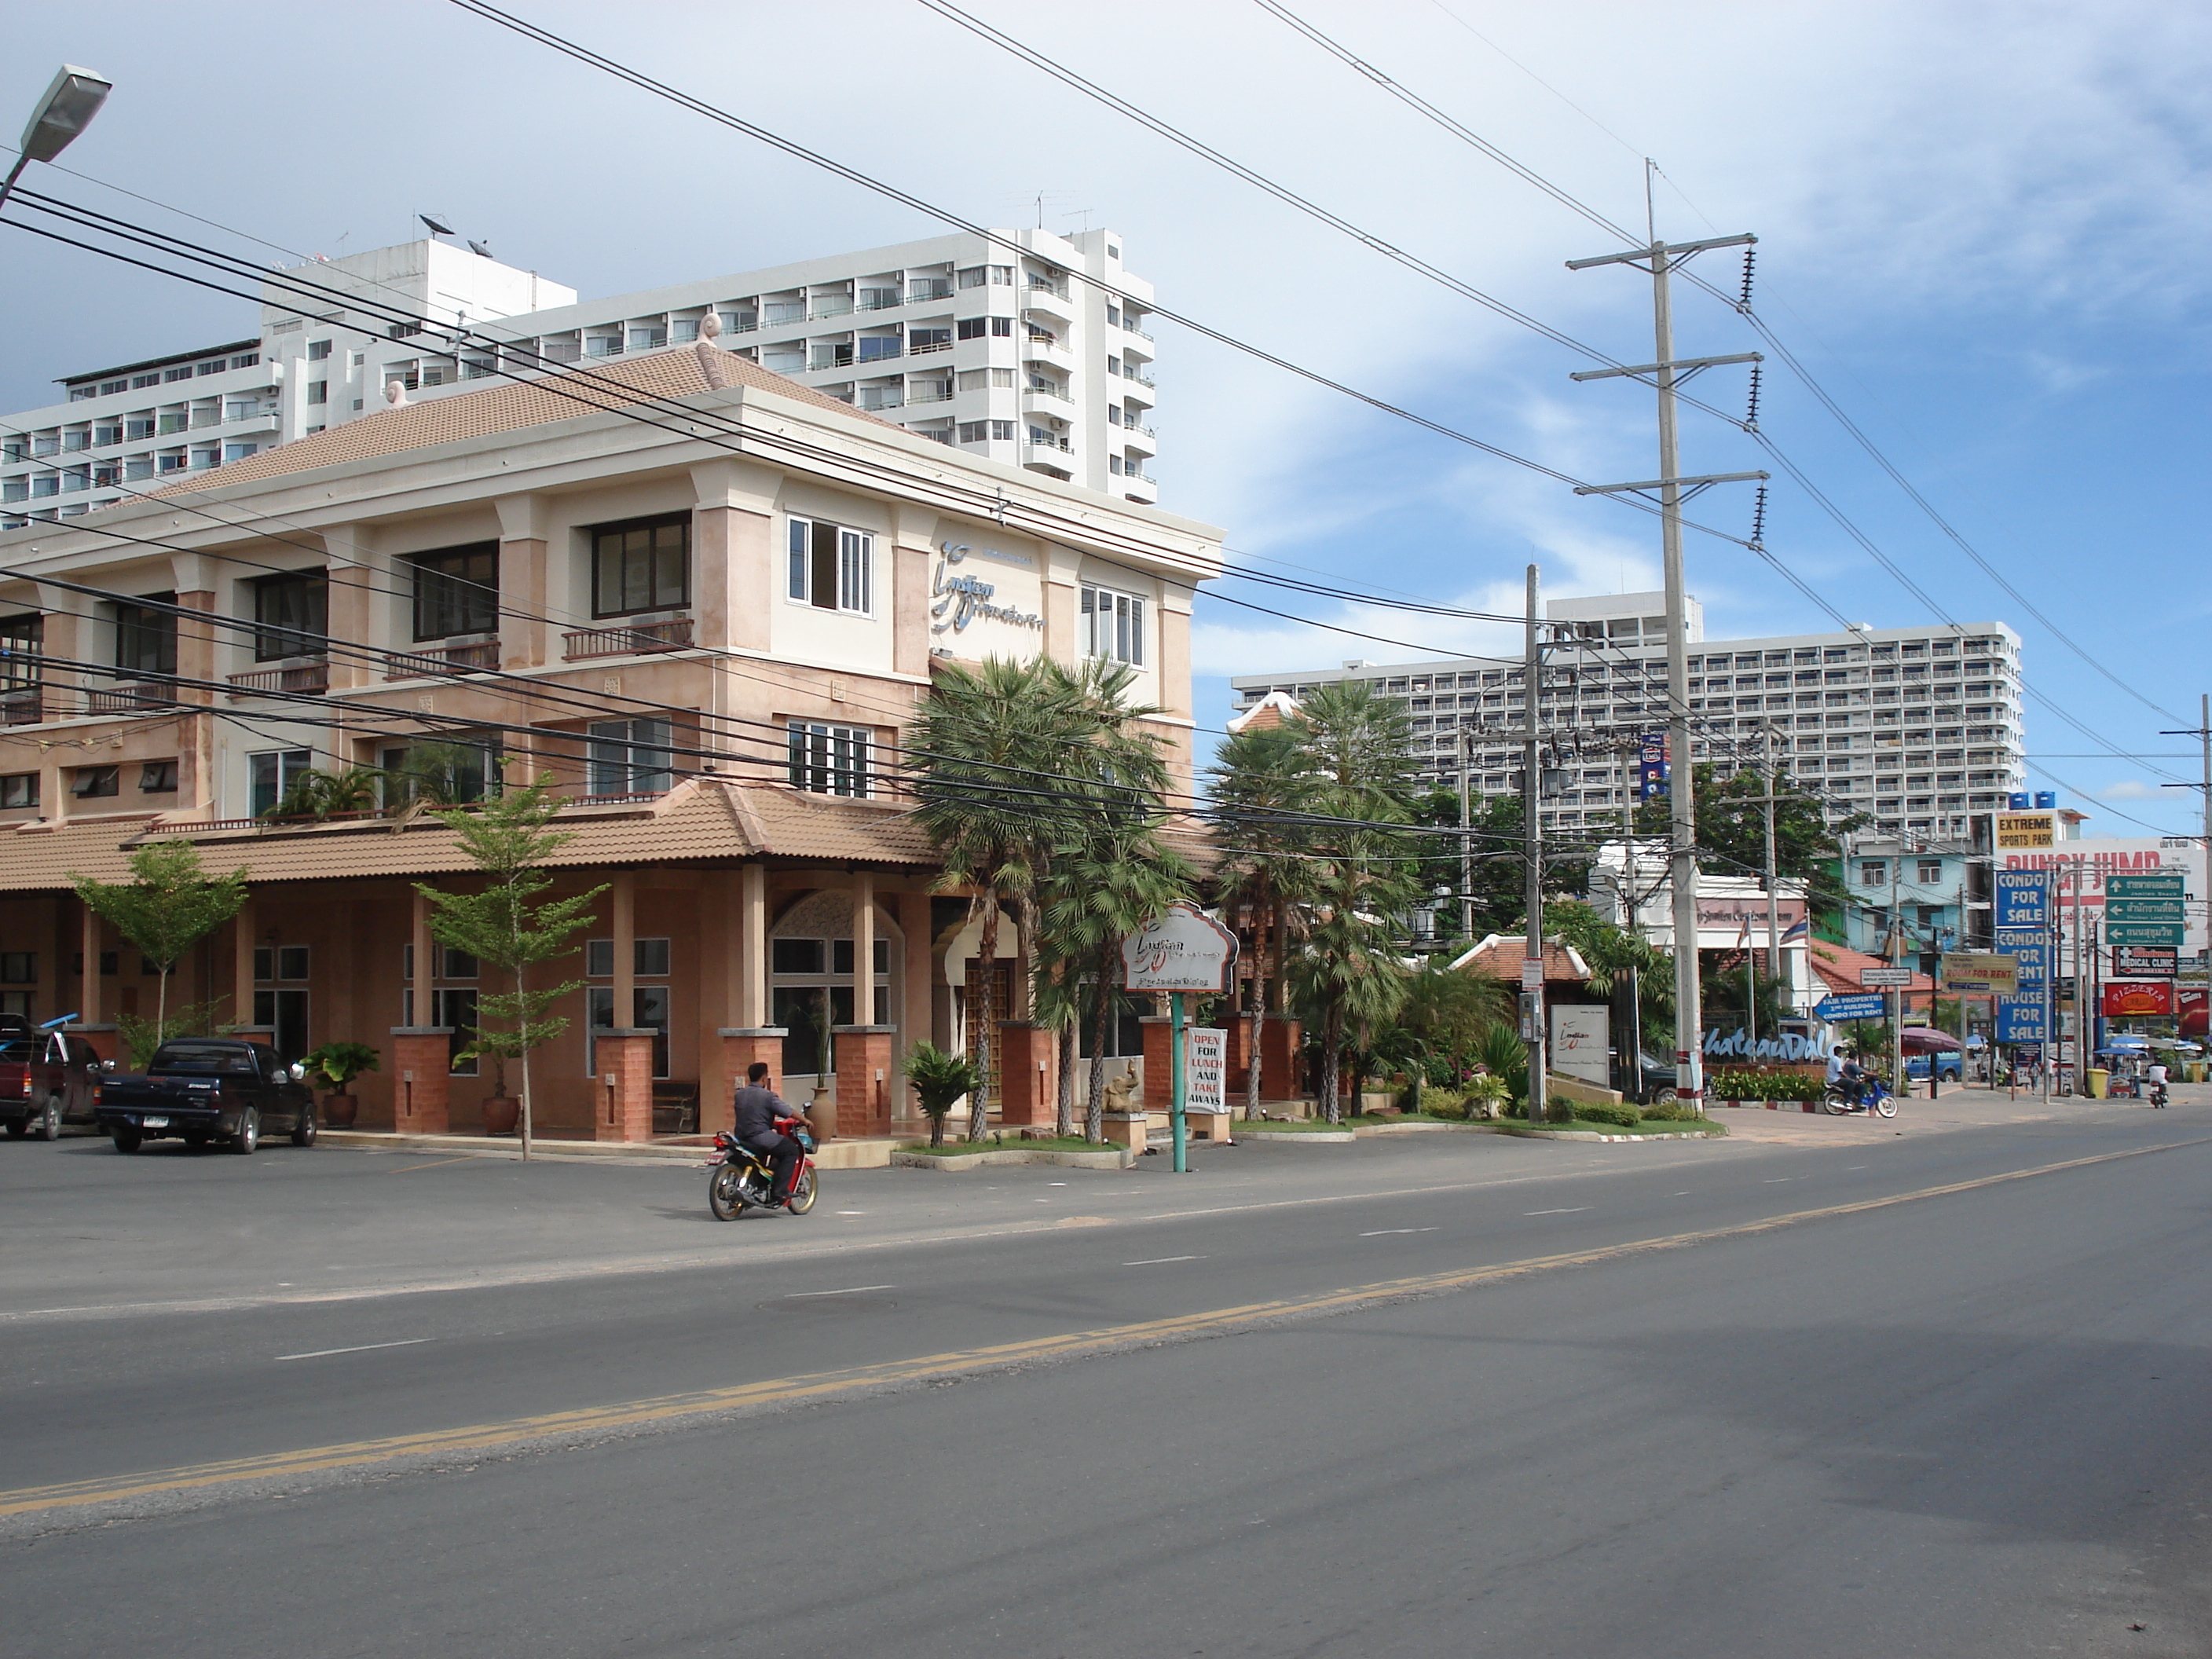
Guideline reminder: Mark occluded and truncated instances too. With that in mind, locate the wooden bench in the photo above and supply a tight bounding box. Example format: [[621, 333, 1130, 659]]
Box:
[[651, 1081, 701, 1137]]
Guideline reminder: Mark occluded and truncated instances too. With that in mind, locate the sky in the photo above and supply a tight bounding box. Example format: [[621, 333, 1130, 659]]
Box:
[[2, 0, 2208, 833]]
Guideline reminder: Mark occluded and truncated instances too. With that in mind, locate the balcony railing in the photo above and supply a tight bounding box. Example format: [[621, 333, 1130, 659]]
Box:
[[562, 617, 694, 661], [908, 280, 953, 302], [86, 681, 175, 713], [227, 661, 330, 696], [385, 640, 500, 679], [1, 693, 42, 727], [908, 339, 954, 357], [904, 383, 954, 405]]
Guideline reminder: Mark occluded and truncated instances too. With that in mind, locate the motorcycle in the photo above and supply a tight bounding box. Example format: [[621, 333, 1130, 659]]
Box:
[[705, 1117, 819, 1220], [1822, 1074, 1898, 1119], [2152, 1079, 2170, 1109]]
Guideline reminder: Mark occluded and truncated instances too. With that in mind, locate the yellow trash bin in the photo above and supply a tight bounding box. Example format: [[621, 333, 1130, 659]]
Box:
[[2086, 1068, 2108, 1098]]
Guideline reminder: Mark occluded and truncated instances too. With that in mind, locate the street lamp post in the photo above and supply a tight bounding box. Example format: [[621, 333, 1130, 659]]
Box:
[[0, 65, 112, 214]]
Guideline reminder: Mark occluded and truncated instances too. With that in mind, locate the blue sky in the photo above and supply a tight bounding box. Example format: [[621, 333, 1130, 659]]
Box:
[[4, 0, 2207, 830]]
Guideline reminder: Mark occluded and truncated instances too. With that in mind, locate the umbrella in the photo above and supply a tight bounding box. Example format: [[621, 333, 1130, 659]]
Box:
[[1899, 1027, 1962, 1052]]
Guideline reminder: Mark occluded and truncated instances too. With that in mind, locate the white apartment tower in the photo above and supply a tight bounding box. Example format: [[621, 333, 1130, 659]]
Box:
[[1229, 592, 2028, 843], [1, 227, 1159, 526]]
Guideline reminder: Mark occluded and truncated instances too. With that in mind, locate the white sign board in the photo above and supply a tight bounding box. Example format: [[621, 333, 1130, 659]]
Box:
[[1185, 1027, 1227, 1112], [1859, 967, 1914, 988], [1549, 1005, 1610, 1086], [1520, 958, 1547, 991], [1121, 904, 1240, 994]]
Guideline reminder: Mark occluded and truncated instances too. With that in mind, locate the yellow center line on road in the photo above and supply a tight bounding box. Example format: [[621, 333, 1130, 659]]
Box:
[[3, 1136, 2199, 1524]]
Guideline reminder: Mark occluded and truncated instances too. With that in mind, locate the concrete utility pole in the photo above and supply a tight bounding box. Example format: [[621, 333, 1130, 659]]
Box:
[[1522, 563, 1547, 1124], [2156, 692, 2212, 990], [1568, 226, 1767, 1111], [1458, 726, 1477, 943]]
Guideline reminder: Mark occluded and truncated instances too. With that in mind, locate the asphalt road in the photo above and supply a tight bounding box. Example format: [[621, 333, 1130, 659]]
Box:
[[5, 1093, 2210, 1657]]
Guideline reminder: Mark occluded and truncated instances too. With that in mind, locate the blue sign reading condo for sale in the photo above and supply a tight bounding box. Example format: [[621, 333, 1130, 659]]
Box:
[[1994, 870, 2049, 929]]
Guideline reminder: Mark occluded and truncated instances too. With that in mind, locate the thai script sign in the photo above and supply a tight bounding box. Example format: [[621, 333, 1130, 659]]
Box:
[[2114, 946, 2177, 979]]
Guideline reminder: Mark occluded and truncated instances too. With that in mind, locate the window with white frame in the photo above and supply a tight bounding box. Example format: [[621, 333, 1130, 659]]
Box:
[[786, 516, 873, 614], [587, 718, 674, 797], [1081, 584, 1145, 666], [789, 721, 871, 798]]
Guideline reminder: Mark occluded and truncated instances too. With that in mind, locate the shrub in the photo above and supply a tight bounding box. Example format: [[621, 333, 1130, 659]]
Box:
[[1708, 1068, 1824, 1102], [1573, 1101, 1641, 1128], [1639, 1098, 1696, 1121]]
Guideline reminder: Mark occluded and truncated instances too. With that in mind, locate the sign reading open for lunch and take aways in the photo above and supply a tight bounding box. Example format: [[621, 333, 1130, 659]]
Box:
[[1184, 1027, 1227, 1112], [1121, 904, 1240, 994]]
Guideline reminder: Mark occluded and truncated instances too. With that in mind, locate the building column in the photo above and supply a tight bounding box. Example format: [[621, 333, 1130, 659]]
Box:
[[892, 507, 936, 678], [612, 869, 636, 1029], [231, 896, 257, 1032], [410, 885, 434, 1030], [996, 1021, 1057, 1126], [689, 458, 780, 654], [852, 872, 876, 1029], [390, 1026, 455, 1133], [738, 862, 768, 1028], [594, 1030, 656, 1142], [832, 1025, 896, 1137], [495, 496, 549, 669], [709, 862, 778, 1137]]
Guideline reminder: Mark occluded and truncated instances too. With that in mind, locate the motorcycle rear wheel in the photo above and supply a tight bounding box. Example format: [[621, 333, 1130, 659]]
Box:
[[785, 1167, 819, 1215], [1821, 1090, 1848, 1115], [708, 1165, 748, 1221]]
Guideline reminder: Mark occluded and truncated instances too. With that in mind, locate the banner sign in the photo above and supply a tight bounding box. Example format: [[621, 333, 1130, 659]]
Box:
[[1997, 998, 2047, 1044], [2101, 981, 2175, 1016], [1121, 904, 1239, 994], [2107, 873, 2187, 899], [1184, 1027, 1227, 1112], [1636, 732, 1670, 801], [1702, 1028, 1825, 1064], [2182, 986, 2208, 1037], [1815, 993, 1887, 1023], [1994, 930, 2048, 985], [2113, 946, 2178, 979], [1941, 953, 2019, 995], [1995, 810, 2057, 850], [1549, 1005, 1610, 1086], [1994, 870, 2049, 928]]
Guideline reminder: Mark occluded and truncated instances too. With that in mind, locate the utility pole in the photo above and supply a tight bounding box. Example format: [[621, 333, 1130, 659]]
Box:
[[2156, 692, 2212, 993], [1522, 563, 1547, 1124], [1458, 726, 1477, 943], [1568, 227, 1767, 1115]]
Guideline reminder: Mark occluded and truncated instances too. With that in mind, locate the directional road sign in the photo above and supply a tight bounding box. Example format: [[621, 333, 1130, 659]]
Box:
[[2107, 923, 2186, 947], [2107, 899, 2186, 923], [1815, 993, 1887, 1023], [1859, 966, 1914, 987], [2108, 873, 2186, 899]]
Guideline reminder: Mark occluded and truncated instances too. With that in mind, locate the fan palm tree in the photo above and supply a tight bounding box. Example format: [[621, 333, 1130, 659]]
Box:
[[1208, 723, 1317, 1119]]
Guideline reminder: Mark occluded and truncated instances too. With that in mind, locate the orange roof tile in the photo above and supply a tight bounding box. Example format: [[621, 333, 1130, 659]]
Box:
[[132, 343, 889, 504], [1451, 934, 1591, 983], [1809, 941, 1934, 995]]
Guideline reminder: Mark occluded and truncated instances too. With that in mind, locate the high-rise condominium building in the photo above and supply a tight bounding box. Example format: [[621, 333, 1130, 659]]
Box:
[[1, 226, 1159, 526], [1229, 592, 2027, 843]]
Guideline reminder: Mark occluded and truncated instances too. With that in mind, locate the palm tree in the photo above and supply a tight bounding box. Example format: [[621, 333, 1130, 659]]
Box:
[[1208, 723, 1317, 1119]]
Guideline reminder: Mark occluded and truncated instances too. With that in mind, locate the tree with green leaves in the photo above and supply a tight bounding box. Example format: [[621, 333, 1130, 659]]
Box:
[[903, 1041, 979, 1149], [414, 771, 605, 1160], [269, 766, 383, 822], [71, 838, 248, 1042], [1208, 722, 1317, 1118]]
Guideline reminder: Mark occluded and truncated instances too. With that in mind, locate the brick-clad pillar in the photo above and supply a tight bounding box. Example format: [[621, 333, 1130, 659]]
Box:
[[1262, 1015, 1305, 1103], [832, 1024, 895, 1137], [68, 1025, 119, 1064], [1140, 1014, 1174, 1111], [390, 1027, 455, 1133], [1225, 1013, 1257, 1098], [716, 1027, 789, 1133], [594, 1030, 656, 1142], [996, 1021, 1057, 1126]]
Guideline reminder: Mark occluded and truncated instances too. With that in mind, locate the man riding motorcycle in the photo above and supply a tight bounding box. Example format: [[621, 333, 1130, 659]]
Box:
[[1826, 1046, 1866, 1108], [731, 1062, 817, 1207]]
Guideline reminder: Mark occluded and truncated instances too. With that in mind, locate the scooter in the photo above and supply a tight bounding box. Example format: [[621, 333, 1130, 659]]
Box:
[[1822, 1074, 1898, 1119], [705, 1117, 819, 1220]]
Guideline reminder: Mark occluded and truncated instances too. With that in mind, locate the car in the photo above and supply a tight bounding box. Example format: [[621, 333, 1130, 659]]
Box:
[[0, 1029, 107, 1141], [1631, 1051, 1679, 1104], [95, 1038, 317, 1155], [1903, 1052, 1964, 1082]]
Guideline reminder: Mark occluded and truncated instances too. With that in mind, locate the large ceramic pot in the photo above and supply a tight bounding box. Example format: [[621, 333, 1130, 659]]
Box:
[[323, 1093, 359, 1128], [808, 1082, 837, 1142], [482, 1095, 522, 1136]]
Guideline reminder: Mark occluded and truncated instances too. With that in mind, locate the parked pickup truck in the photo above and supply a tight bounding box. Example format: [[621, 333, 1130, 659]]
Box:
[[0, 1027, 108, 1141], [97, 1038, 317, 1155]]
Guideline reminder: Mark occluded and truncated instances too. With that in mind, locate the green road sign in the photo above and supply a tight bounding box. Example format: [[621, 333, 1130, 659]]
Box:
[[2106, 899, 2186, 922], [2106, 922, 2186, 947], [2108, 873, 2186, 898]]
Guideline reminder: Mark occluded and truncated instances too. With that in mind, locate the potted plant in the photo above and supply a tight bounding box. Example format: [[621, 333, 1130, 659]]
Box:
[[302, 1041, 380, 1127], [904, 1041, 978, 1149], [454, 1027, 524, 1136]]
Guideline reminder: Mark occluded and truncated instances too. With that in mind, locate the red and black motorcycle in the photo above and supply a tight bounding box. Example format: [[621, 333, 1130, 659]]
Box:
[[705, 1116, 819, 1220]]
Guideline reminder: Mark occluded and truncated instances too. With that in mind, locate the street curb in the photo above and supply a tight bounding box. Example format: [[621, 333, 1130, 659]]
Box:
[[314, 1131, 899, 1168], [1242, 1130, 1357, 1144], [1485, 1123, 1728, 1143], [890, 1148, 1137, 1171]]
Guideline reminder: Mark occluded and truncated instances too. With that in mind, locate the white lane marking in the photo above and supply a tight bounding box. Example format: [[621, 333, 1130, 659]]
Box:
[[783, 1284, 895, 1298], [1672, 1192, 1691, 1196], [1844, 1166, 1869, 1171], [275, 1338, 434, 1362], [1359, 1227, 1440, 1237], [1122, 1255, 1203, 1266], [835, 1210, 867, 1215], [1763, 1177, 1803, 1183], [1524, 1207, 1590, 1216]]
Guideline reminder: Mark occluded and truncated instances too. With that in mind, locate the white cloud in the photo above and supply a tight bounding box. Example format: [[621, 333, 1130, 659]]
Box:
[[2100, 779, 2160, 800]]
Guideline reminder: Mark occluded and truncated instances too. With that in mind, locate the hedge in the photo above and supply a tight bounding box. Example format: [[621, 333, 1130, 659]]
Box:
[[1708, 1068, 1826, 1101]]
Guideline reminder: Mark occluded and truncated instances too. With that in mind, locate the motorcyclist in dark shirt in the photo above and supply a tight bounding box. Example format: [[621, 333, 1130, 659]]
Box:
[[731, 1062, 816, 1206]]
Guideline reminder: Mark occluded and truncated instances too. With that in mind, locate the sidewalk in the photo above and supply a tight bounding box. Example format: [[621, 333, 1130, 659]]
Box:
[[317, 1129, 904, 1168], [1709, 1080, 2198, 1144]]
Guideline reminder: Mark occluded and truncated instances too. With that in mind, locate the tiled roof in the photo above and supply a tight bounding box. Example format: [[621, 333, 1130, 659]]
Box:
[[1809, 941, 1934, 995], [0, 781, 939, 892], [133, 342, 890, 503], [1450, 934, 1591, 983]]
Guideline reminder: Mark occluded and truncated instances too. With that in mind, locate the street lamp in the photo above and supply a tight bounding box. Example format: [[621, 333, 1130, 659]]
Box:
[[0, 65, 112, 213]]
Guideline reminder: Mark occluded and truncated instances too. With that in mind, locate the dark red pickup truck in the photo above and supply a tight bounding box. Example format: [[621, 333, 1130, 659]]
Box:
[[0, 1027, 106, 1142]]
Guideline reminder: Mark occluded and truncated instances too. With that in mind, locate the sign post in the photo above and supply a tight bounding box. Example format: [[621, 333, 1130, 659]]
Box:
[[1120, 904, 1239, 1174]]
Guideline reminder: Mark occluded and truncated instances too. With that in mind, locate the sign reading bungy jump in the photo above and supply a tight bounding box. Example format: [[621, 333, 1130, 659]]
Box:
[[1121, 904, 1240, 994]]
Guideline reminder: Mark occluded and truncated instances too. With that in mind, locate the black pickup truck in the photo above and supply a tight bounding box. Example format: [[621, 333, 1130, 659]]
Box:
[[96, 1038, 317, 1155]]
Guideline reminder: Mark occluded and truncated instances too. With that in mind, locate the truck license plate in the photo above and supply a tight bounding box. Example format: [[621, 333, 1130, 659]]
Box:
[[141, 1115, 167, 1128]]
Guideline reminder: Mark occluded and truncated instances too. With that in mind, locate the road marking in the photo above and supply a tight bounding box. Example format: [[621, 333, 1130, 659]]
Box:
[[274, 1339, 434, 1362], [782, 1284, 894, 1298], [381, 1157, 478, 1174], [1360, 1228, 1439, 1236], [1123, 1255, 1203, 1266], [1524, 1207, 1590, 1216], [2, 1136, 2196, 1525]]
